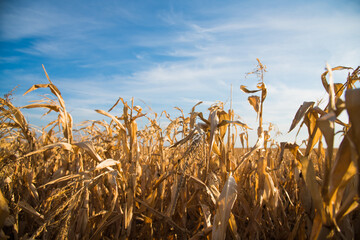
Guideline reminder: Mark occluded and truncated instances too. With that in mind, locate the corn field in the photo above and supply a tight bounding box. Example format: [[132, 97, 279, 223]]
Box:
[[0, 60, 359, 239]]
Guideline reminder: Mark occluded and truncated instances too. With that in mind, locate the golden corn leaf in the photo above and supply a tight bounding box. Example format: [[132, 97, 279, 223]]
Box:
[[304, 110, 322, 156], [257, 82, 267, 102], [288, 101, 315, 133], [21, 142, 73, 159], [248, 95, 260, 113], [217, 119, 251, 130], [38, 173, 85, 188], [95, 109, 126, 132], [209, 108, 219, 156], [240, 85, 261, 94], [23, 84, 53, 96], [309, 211, 324, 240], [317, 111, 336, 198], [218, 110, 229, 140], [74, 141, 102, 162], [345, 89, 360, 150], [22, 103, 61, 113], [299, 155, 324, 222], [190, 101, 203, 129], [321, 66, 352, 96], [212, 174, 237, 240], [95, 159, 120, 171]]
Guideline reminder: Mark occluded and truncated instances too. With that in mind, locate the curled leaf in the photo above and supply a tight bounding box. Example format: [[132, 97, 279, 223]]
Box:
[[240, 85, 261, 94]]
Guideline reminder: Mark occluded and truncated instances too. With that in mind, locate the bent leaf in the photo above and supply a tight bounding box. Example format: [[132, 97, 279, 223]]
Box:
[[212, 174, 237, 240], [95, 159, 120, 170], [289, 101, 314, 133], [240, 85, 261, 94]]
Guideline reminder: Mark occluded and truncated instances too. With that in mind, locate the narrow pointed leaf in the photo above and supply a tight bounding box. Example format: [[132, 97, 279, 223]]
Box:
[[289, 101, 314, 132], [212, 174, 238, 240]]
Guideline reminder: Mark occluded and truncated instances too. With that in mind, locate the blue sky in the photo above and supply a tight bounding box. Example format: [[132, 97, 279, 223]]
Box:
[[1, 0, 359, 145]]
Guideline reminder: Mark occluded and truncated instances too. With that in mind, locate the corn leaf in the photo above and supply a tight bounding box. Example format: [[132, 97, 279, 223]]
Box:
[[212, 174, 237, 240]]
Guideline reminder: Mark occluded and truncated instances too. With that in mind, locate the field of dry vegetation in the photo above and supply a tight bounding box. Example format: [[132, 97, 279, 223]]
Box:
[[0, 60, 360, 240]]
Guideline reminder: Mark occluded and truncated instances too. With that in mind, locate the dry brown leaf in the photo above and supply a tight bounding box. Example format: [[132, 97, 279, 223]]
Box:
[[94, 159, 120, 170], [309, 211, 324, 240], [74, 141, 102, 163], [38, 173, 85, 188], [212, 174, 237, 240], [304, 110, 322, 156], [200, 203, 212, 228], [321, 66, 352, 96], [217, 119, 251, 130], [248, 95, 260, 113], [299, 155, 324, 222], [95, 109, 126, 132], [190, 101, 203, 129], [21, 142, 73, 159], [345, 89, 360, 150], [209, 108, 219, 156], [240, 85, 261, 94], [288, 101, 314, 133], [18, 201, 44, 221], [22, 103, 61, 113]]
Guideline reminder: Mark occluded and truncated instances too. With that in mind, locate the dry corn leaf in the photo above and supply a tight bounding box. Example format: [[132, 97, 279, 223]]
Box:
[[209, 108, 219, 157], [0, 99, 30, 133], [304, 110, 322, 156], [23, 84, 54, 96], [335, 190, 359, 222], [190, 101, 203, 129], [22, 103, 61, 113], [170, 128, 197, 148], [248, 95, 260, 113], [228, 213, 239, 240], [21, 142, 73, 158], [190, 176, 217, 205], [95, 109, 126, 132], [345, 89, 360, 149], [233, 131, 264, 172], [317, 111, 336, 198], [108, 97, 121, 112], [309, 211, 324, 240], [299, 155, 324, 222], [257, 82, 267, 102], [18, 201, 44, 221], [39, 173, 86, 188], [240, 85, 261, 94], [94, 159, 120, 170], [217, 119, 251, 130], [288, 101, 314, 133], [321, 66, 352, 96], [74, 141, 102, 162], [90, 174, 119, 240], [212, 174, 237, 240], [200, 203, 212, 228], [218, 110, 230, 140]]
